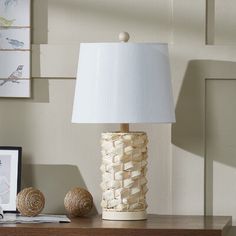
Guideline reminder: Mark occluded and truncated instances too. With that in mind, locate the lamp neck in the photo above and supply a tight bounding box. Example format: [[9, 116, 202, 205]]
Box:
[[120, 123, 129, 133]]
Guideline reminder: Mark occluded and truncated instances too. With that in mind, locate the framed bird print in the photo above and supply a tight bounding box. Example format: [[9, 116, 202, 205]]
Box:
[[0, 0, 31, 98]]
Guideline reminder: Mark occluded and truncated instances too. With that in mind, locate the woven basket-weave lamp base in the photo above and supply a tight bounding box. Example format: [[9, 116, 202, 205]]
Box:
[[102, 211, 147, 221], [101, 132, 148, 221]]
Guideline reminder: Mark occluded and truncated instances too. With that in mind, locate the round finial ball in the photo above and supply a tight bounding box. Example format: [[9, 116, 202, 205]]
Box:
[[16, 187, 45, 217], [119, 32, 130, 42], [64, 187, 93, 217]]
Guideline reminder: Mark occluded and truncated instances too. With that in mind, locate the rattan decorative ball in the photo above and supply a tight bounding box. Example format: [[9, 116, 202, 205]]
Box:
[[16, 187, 45, 217], [64, 187, 93, 217]]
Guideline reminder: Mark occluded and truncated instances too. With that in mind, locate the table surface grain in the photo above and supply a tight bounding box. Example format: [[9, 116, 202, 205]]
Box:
[[0, 214, 232, 236]]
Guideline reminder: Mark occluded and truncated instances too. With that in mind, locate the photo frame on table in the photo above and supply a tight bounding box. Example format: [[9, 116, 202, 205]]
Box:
[[0, 147, 21, 212]]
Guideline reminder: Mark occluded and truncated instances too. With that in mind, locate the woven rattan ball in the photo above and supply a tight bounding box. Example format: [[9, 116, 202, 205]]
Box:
[[16, 187, 45, 217], [64, 187, 93, 217]]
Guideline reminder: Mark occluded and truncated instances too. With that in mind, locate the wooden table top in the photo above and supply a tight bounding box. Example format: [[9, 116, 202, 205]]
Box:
[[0, 214, 232, 236]]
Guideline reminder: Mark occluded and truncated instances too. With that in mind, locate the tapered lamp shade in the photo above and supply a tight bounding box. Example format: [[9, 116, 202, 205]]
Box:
[[72, 43, 175, 123]]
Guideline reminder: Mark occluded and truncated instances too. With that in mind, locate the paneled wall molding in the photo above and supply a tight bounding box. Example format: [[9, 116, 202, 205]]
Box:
[[172, 57, 236, 217], [171, 0, 236, 221], [205, 79, 236, 226], [171, 43, 236, 215]]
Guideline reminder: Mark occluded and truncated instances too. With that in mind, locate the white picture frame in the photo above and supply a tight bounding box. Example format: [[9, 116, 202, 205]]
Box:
[[0, 147, 21, 212]]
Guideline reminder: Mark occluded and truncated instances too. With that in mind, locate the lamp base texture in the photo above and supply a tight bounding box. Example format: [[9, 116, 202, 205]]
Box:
[[100, 132, 148, 221], [102, 210, 147, 221]]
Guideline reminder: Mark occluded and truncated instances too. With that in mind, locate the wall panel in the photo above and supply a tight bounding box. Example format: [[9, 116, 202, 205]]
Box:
[[215, 0, 236, 45], [206, 80, 236, 224]]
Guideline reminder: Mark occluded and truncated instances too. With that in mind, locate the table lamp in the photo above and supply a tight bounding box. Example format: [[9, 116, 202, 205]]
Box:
[[72, 32, 175, 221]]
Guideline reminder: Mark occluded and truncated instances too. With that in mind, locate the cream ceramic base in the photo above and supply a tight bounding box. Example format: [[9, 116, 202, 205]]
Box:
[[102, 211, 147, 221]]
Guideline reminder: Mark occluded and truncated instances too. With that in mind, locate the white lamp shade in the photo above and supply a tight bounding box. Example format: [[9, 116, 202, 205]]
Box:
[[72, 43, 175, 123]]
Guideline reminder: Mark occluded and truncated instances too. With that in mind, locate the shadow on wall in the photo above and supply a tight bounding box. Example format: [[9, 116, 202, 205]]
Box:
[[172, 59, 236, 162], [30, 79, 50, 103], [21, 164, 98, 215], [171, 60, 236, 222], [228, 227, 236, 236], [172, 60, 206, 157]]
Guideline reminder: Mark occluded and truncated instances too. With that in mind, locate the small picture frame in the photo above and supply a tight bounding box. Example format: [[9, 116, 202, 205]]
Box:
[[0, 147, 21, 212]]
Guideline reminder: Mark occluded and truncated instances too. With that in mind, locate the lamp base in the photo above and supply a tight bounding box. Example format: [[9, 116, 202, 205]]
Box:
[[101, 132, 148, 221], [102, 210, 147, 221]]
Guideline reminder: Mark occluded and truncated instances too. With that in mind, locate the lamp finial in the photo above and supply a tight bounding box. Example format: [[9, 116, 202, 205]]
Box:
[[119, 32, 130, 42]]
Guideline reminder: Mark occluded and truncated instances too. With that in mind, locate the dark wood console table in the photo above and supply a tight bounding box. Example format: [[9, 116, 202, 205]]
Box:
[[0, 214, 232, 236]]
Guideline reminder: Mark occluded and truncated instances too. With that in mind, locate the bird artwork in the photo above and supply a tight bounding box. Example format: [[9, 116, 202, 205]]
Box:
[[0, 65, 24, 86], [0, 16, 15, 27], [4, 0, 17, 8], [0, 0, 17, 10], [6, 37, 24, 49]]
